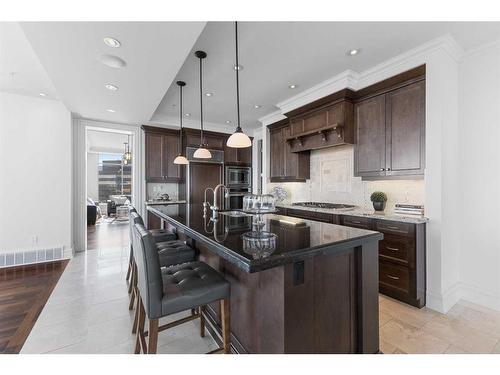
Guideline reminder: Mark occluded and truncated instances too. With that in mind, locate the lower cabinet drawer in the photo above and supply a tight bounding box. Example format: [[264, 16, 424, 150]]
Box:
[[379, 261, 410, 294], [379, 234, 412, 265], [286, 208, 333, 223], [341, 215, 371, 229]]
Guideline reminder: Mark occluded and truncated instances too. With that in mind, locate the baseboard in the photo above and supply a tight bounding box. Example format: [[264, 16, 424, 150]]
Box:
[[427, 282, 500, 314], [0, 246, 73, 268], [426, 281, 462, 313], [460, 282, 500, 312]]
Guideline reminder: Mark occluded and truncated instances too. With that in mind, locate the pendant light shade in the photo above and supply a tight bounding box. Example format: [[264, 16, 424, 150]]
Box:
[[194, 50, 212, 159], [227, 21, 252, 149], [227, 128, 252, 148], [173, 80, 189, 165]]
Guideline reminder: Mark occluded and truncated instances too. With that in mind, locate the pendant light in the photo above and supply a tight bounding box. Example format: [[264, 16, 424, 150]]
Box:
[[193, 50, 212, 159], [173, 80, 189, 165], [123, 135, 132, 165], [226, 21, 252, 149]]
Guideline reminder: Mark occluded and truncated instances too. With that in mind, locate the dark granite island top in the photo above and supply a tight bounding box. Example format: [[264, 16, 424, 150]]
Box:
[[147, 203, 383, 273], [147, 203, 383, 354]]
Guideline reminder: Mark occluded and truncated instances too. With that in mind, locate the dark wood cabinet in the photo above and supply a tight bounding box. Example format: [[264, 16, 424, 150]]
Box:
[[282, 206, 426, 308], [354, 95, 387, 178], [385, 80, 425, 176], [223, 137, 253, 166], [143, 126, 181, 182], [354, 79, 425, 179], [147, 211, 162, 229], [184, 128, 225, 150], [269, 120, 310, 182]]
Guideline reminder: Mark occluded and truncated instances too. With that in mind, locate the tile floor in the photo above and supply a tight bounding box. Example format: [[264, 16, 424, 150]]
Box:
[[20, 238, 500, 354], [21, 246, 218, 354]]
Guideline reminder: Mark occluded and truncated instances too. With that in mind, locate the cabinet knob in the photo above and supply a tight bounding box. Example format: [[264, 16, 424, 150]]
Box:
[[380, 168, 385, 171], [387, 168, 391, 171]]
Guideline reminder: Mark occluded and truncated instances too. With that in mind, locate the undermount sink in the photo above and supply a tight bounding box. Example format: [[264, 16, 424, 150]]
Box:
[[219, 210, 252, 217]]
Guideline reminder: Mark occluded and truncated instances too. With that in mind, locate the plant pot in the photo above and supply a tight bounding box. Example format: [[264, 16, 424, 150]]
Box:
[[372, 201, 386, 212]]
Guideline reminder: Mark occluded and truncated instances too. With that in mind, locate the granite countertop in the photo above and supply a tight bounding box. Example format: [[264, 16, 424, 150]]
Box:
[[147, 204, 383, 273], [277, 203, 428, 224], [144, 199, 186, 206]]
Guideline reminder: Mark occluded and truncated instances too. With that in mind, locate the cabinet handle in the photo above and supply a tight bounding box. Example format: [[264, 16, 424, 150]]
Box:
[[386, 274, 400, 280], [387, 226, 400, 230], [351, 220, 362, 224], [386, 246, 399, 252]]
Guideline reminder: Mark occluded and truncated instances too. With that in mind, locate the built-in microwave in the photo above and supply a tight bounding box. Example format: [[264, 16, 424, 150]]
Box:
[[225, 166, 251, 188]]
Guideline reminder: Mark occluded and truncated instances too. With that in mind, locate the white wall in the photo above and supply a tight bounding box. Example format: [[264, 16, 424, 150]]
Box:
[[458, 41, 500, 310], [86, 152, 99, 202], [0, 92, 72, 254]]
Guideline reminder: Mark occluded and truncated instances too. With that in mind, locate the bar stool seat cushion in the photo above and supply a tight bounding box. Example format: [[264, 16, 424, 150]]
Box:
[[161, 261, 230, 315], [156, 241, 196, 268], [150, 230, 177, 243]]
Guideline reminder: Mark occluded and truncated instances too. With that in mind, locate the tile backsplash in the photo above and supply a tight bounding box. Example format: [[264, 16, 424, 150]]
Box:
[[146, 183, 179, 201], [268, 145, 424, 214]]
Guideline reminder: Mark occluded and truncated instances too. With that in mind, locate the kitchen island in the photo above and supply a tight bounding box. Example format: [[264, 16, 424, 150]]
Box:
[[147, 203, 383, 354]]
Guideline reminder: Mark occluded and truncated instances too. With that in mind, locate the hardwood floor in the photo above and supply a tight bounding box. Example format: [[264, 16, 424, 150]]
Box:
[[0, 260, 68, 354]]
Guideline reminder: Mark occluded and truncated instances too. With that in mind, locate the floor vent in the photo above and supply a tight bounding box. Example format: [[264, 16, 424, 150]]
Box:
[[0, 247, 65, 268]]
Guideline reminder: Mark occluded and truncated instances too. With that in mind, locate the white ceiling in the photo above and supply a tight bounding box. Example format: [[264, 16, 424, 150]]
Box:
[[151, 21, 500, 129], [0, 22, 58, 100], [3, 21, 500, 129], [19, 21, 206, 124]]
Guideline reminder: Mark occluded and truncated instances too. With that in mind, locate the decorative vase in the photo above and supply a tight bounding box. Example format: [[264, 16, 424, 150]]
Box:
[[372, 201, 386, 212]]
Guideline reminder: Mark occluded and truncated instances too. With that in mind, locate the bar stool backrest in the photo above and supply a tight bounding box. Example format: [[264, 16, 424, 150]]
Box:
[[133, 223, 163, 319], [129, 211, 144, 255]]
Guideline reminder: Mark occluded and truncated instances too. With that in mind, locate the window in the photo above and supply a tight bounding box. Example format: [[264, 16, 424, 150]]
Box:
[[98, 153, 132, 202]]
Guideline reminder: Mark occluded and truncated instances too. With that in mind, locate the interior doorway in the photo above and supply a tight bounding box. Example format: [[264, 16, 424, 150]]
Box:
[[83, 125, 138, 252]]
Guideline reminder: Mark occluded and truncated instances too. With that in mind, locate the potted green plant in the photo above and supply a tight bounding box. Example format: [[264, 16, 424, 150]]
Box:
[[370, 191, 387, 212]]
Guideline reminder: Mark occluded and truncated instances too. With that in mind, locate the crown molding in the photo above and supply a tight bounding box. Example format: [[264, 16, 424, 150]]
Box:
[[258, 110, 287, 126], [258, 34, 464, 126], [276, 69, 360, 114]]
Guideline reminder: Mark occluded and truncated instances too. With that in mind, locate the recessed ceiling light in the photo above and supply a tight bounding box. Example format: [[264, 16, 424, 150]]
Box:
[[225, 120, 232, 124], [103, 37, 121, 48], [101, 55, 127, 69], [347, 48, 360, 56], [106, 109, 116, 113], [288, 84, 297, 89], [39, 93, 46, 97], [184, 113, 191, 117], [105, 84, 118, 91], [254, 105, 261, 109], [205, 92, 214, 97], [233, 65, 243, 70]]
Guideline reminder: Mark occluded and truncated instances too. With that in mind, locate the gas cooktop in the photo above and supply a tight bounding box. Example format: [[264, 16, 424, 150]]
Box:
[[292, 202, 356, 210]]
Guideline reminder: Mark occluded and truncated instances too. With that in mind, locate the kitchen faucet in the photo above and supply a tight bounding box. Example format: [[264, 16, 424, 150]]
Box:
[[203, 184, 229, 214]]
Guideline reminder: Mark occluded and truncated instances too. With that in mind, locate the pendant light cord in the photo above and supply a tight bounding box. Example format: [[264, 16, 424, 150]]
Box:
[[199, 55, 204, 146], [235, 21, 241, 131], [179, 83, 183, 151]]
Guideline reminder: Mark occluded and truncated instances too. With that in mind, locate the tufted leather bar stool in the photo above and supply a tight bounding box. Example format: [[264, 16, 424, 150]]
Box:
[[132, 223, 231, 354], [128, 211, 196, 334], [126, 207, 177, 284]]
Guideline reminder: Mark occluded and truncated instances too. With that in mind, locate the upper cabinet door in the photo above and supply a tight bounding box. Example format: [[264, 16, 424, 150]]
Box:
[[385, 81, 425, 176], [269, 128, 284, 179], [354, 95, 386, 177], [145, 133, 163, 181], [163, 132, 181, 181]]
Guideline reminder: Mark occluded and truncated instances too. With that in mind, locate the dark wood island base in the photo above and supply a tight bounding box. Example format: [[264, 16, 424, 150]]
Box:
[[148, 204, 382, 354], [198, 243, 379, 354]]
